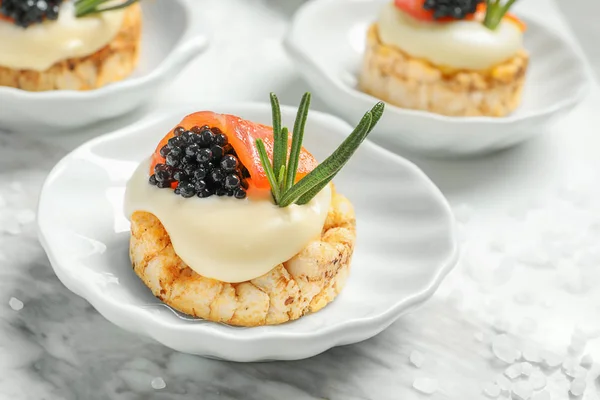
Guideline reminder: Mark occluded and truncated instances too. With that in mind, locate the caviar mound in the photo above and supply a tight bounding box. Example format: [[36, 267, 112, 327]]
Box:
[[129, 185, 356, 327], [0, 0, 62, 27], [0, 4, 141, 91], [150, 124, 249, 199], [359, 24, 529, 117], [422, 0, 482, 20], [394, 0, 481, 21], [150, 112, 319, 198]]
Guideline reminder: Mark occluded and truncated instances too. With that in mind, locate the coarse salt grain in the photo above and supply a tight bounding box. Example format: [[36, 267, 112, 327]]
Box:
[[9, 297, 23, 311], [495, 375, 511, 392], [412, 378, 438, 395], [569, 379, 586, 397], [151, 377, 166, 390], [520, 362, 533, 376], [492, 334, 519, 364], [409, 350, 425, 368], [482, 382, 501, 398], [580, 354, 593, 369], [504, 364, 522, 380], [511, 381, 533, 400], [541, 350, 563, 368], [529, 371, 547, 390]]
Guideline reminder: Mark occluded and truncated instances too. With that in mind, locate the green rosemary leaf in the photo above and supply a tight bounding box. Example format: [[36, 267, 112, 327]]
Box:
[[256, 139, 281, 204], [270, 93, 285, 176], [278, 165, 286, 193], [279, 127, 289, 188], [279, 111, 374, 207], [295, 102, 385, 205], [285, 93, 311, 191], [75, 0, 102, 17], [76, 0, 138, 18], [483, 0, 517, 30]]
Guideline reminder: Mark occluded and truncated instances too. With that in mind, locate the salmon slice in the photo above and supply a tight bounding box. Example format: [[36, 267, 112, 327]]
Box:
[[150, 111, 318, 198]]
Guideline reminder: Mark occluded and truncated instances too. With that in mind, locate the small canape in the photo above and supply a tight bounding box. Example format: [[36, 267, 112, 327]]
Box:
[[359, 0, 528, 117], [124, 93, 385, 327], [0, 0, 141, 91]]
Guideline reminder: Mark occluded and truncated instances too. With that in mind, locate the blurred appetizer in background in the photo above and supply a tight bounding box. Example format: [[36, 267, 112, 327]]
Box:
[[359, 0, 528, 117], [0, 0, 141, 91], [125, 93, 384, 327]]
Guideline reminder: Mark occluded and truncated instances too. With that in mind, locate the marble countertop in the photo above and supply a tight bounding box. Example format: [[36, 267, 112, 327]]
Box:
[[1, 1, 600, 399]]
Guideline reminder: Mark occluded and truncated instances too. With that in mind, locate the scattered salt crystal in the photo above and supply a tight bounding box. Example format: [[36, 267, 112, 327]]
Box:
[[518, 318, 537, 335], [520, 362, 533, 377], [151, 377, 166, 390], [564, 365, 587, 380], [492, 335, 519, 364], [482, 382, 501, 398], [513, 292, 534, 305], [511, 381, 533, 400], [15, 210, 35, 225], [9, 297, 23, 311], [522, 345, 542, 363], [504, 364, 522, 380], [495, 375, 511, 392], [409, 350, 425, 368], [493, 318, 511, 333], [541, 350, 564, 368], [530, 371, 547, 390], [412, 378, 438, 395], [569, 379, 586, 396], [532, 391, 551, 400], [580, 354, 593, 369], [453, 203, 472, 223]]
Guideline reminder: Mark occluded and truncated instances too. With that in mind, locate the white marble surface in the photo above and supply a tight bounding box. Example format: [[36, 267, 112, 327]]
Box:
[[1, 0, 600, 399]]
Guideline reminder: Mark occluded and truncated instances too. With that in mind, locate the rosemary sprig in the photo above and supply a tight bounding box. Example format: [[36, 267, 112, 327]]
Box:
[[255, 93, 385, 207], [75, 0, 138, 18], [483, 0, 517, 30]]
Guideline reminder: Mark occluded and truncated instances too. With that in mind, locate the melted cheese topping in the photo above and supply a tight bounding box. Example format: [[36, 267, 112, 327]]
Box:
[[377, 2, 523, 70], [0, 2, 125, 71], [124, 158, 332, 283]]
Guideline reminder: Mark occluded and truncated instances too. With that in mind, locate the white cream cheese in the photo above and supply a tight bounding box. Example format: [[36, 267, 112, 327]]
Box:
[[0, 1, 125, 71], [124, 158, 332, 283], [377, 2, 523, 70]]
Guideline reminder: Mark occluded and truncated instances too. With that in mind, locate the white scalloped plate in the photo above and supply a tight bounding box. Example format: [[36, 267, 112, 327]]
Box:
[[285, 0, 592, 157], [0, 0, 208, 133], [37, 103, 458, 361]]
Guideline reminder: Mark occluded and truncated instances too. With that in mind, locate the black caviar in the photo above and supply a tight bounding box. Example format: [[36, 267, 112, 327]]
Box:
[[423, 0, 482, 20], [0, 0, 63, 28], [149, 125, 249, 199]]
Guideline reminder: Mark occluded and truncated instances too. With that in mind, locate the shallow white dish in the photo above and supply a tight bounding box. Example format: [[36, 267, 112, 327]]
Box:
[[38, 103, 458, 361], [285, 0, 592, 157], [0, 0, 207, 133]]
